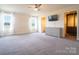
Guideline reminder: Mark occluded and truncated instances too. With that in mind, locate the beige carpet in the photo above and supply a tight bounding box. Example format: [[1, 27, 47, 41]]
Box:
[[0, 33, 79, 55]]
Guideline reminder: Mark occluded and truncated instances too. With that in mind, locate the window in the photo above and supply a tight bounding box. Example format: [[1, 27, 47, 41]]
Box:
[[29, 16, 38, 32], [0, 12, 14, 35], [3, 15, 11, 33]]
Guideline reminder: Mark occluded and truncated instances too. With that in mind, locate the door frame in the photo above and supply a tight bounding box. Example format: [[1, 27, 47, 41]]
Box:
[[41, 16, 46, 32], [64, 11, 77, 40]]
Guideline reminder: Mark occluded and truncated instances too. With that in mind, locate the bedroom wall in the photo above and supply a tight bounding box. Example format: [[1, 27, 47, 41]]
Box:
[[14, 13, 30, 34], [45, 6, 79, 38], [0, 12, 30, 36], [46, 6, 79, 27]]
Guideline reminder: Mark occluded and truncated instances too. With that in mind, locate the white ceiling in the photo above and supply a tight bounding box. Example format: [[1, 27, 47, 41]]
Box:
[[0, 4, 78, 15]]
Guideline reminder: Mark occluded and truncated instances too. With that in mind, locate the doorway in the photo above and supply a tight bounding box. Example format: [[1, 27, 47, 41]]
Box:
[[64, 11, 77, 40], [41, 16, 46, 32]]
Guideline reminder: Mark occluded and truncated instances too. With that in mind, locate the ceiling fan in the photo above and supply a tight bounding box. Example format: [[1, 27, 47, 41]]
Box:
[[28, 4, 42, 11]]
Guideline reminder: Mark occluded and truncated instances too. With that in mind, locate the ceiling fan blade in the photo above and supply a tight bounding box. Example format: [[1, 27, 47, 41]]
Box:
[[27, 4, 42, 11], [35, 4, 42, 8]]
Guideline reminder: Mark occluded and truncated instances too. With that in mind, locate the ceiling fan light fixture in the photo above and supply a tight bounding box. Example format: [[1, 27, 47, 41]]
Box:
[[34, 8, 38, 11]]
